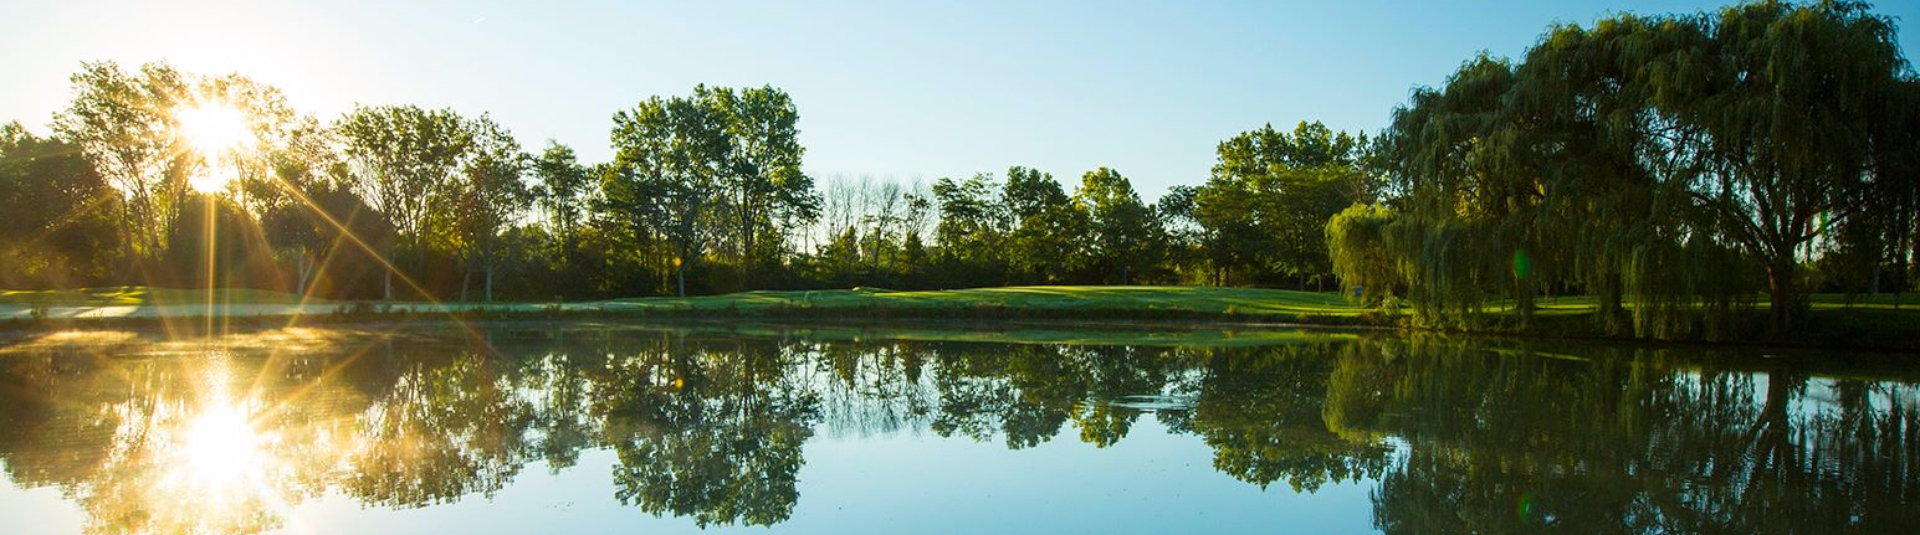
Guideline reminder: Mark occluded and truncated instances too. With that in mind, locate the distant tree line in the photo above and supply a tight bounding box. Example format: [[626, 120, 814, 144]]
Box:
[[0, 0, 1912, 322], [0, 65, 1375, 300]]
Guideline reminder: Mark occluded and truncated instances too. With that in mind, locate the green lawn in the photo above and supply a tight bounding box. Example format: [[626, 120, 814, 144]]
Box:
[[0, 286, 327, 307], [596, 286, 1365, 320], [7, 284, 1915, 317], [4, 285, 1915, 350]]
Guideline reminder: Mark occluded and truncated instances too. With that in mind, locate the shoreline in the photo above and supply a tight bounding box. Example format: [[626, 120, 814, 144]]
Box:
[[2, 296, 1915, 355]]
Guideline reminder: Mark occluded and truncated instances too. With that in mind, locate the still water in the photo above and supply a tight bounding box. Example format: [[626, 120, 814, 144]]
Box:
[[0, 323, 1915, 534]]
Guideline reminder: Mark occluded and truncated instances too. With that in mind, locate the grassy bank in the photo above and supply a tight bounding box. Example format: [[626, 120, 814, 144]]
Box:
[[2, 285, 1915, 351]]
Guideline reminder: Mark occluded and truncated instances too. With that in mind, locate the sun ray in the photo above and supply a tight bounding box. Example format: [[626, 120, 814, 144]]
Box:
[[254, 173, 495, 348]]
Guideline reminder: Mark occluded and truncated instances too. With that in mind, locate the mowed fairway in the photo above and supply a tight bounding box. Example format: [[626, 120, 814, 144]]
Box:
[[598, 286, 1364, 319], [4, 285, 1918, 350]]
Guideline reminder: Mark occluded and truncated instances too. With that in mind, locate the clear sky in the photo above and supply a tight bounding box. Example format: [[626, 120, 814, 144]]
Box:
[[3, 0, 1916, 198]]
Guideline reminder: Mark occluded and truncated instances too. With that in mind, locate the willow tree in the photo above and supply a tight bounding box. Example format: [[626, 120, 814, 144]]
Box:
[[1375, 0, 1914, 336], [1673, 0, 1913, 330], [1498, 14, 1753, 336], [1378, 54, 1534, 325], [1325, 203, 1402, 306]]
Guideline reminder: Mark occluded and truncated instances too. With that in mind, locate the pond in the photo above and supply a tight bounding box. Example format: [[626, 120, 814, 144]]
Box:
[[0, 322, 1915, 534]]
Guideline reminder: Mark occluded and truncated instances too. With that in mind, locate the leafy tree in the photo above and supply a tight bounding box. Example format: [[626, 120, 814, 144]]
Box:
[[1002, 166, 1086, 283], [1375, 1, 1916, 336], [1075, 167, 1162, 284], [1676, 0, 1912, 329], [1325, 203, 1402, 305], [0, 123, 123, 289], [1156, 185, 1207, 283], [931, 172, 1009, 285], [1378, 55, 1531, 325], [53, 61, 194, 263], [336, 105, 474, 299], [444, 115, 530, 301], [603, 92, 730, 297], [531, 141, 592, 250], [1195, 122, 1374, 288], [708, 86, 818, 280]]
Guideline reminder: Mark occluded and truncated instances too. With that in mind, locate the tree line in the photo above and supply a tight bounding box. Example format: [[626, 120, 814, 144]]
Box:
[[0, 62, 1374, 300], [2, 0, 1913, 325]]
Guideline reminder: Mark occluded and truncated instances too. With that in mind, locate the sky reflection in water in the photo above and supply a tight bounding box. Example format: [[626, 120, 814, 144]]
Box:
[[0, 324, 1914, 534]]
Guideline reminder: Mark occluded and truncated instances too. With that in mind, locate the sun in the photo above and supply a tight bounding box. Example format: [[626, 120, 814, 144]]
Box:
[[176, 103, 251, 192]]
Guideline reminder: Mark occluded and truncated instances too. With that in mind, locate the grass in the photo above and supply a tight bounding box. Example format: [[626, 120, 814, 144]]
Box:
[[595, 286, 1364, 321], [0, 286, 326, 307], [2, 285, 1915, 351]]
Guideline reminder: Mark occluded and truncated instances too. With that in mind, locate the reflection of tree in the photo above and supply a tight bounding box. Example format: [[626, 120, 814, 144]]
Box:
[[1337, 337, 1920, 533], [3, 328, 1916, 533], [343, 352, 537, 508], [1181, 343, 1392, 492], [596, 336, 818, 527], [921, 342, 1174, 449]]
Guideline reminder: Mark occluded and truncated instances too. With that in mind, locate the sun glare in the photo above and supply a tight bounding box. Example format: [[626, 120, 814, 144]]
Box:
[[177, 103, 251, 193], [182, 404, 267, 488]]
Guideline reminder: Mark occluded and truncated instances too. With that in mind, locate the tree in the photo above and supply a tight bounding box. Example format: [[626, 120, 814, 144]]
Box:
[[1378, 55, 1532, 325], [1194, 122, 1374, 288], [531, 141, 592, 250], [1375, 1, 1916, 335], [54, 61, 193, 264], [336, 105, 474, 299], [1074, 167, 1162, 284], [1002, 166, 1085, 283], [0, 123, 123, 289], [931, 172, 1009, 286], [708, 86, 817, 280], [603, 93, 729, 297], [1676, 0, 1912, 330], [445, 115, 530, 302], [1325, 203, 1402, 305]]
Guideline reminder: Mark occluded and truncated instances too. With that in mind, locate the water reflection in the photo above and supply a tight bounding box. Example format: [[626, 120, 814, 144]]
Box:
[[0, 326, 1915, 533]]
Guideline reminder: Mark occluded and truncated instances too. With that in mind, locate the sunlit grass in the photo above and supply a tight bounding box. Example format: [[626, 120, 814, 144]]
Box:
[[0, 286, 329, 307], [599, 285, 1367, 319], [7, 285, 1918, 318]]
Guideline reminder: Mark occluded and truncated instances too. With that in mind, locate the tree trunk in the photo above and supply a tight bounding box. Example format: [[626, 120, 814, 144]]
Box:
[[383, 271, 393, 301], [676, 261, 687, 297], [1766, 254, 1799, 334], [460, 270, 471, 302], [485, 266, 494, 302], [295, 246, 314, 297]]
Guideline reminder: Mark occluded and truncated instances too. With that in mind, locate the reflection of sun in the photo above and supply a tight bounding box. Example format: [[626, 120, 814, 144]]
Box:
[[183, 404, 266, 488], [176, 103, 250, 193], [155, 399, 290, 528]]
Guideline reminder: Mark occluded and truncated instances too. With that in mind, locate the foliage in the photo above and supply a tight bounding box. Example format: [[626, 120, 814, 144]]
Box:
[[1194, 122, 1376, 287], [5, 1, 1917, 346], [1371, 0, 1918, 336], [1324, 203, 1401, 305]]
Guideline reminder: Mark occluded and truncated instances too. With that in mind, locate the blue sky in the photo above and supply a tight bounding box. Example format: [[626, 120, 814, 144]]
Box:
[[3, 0, 1916, 197]]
